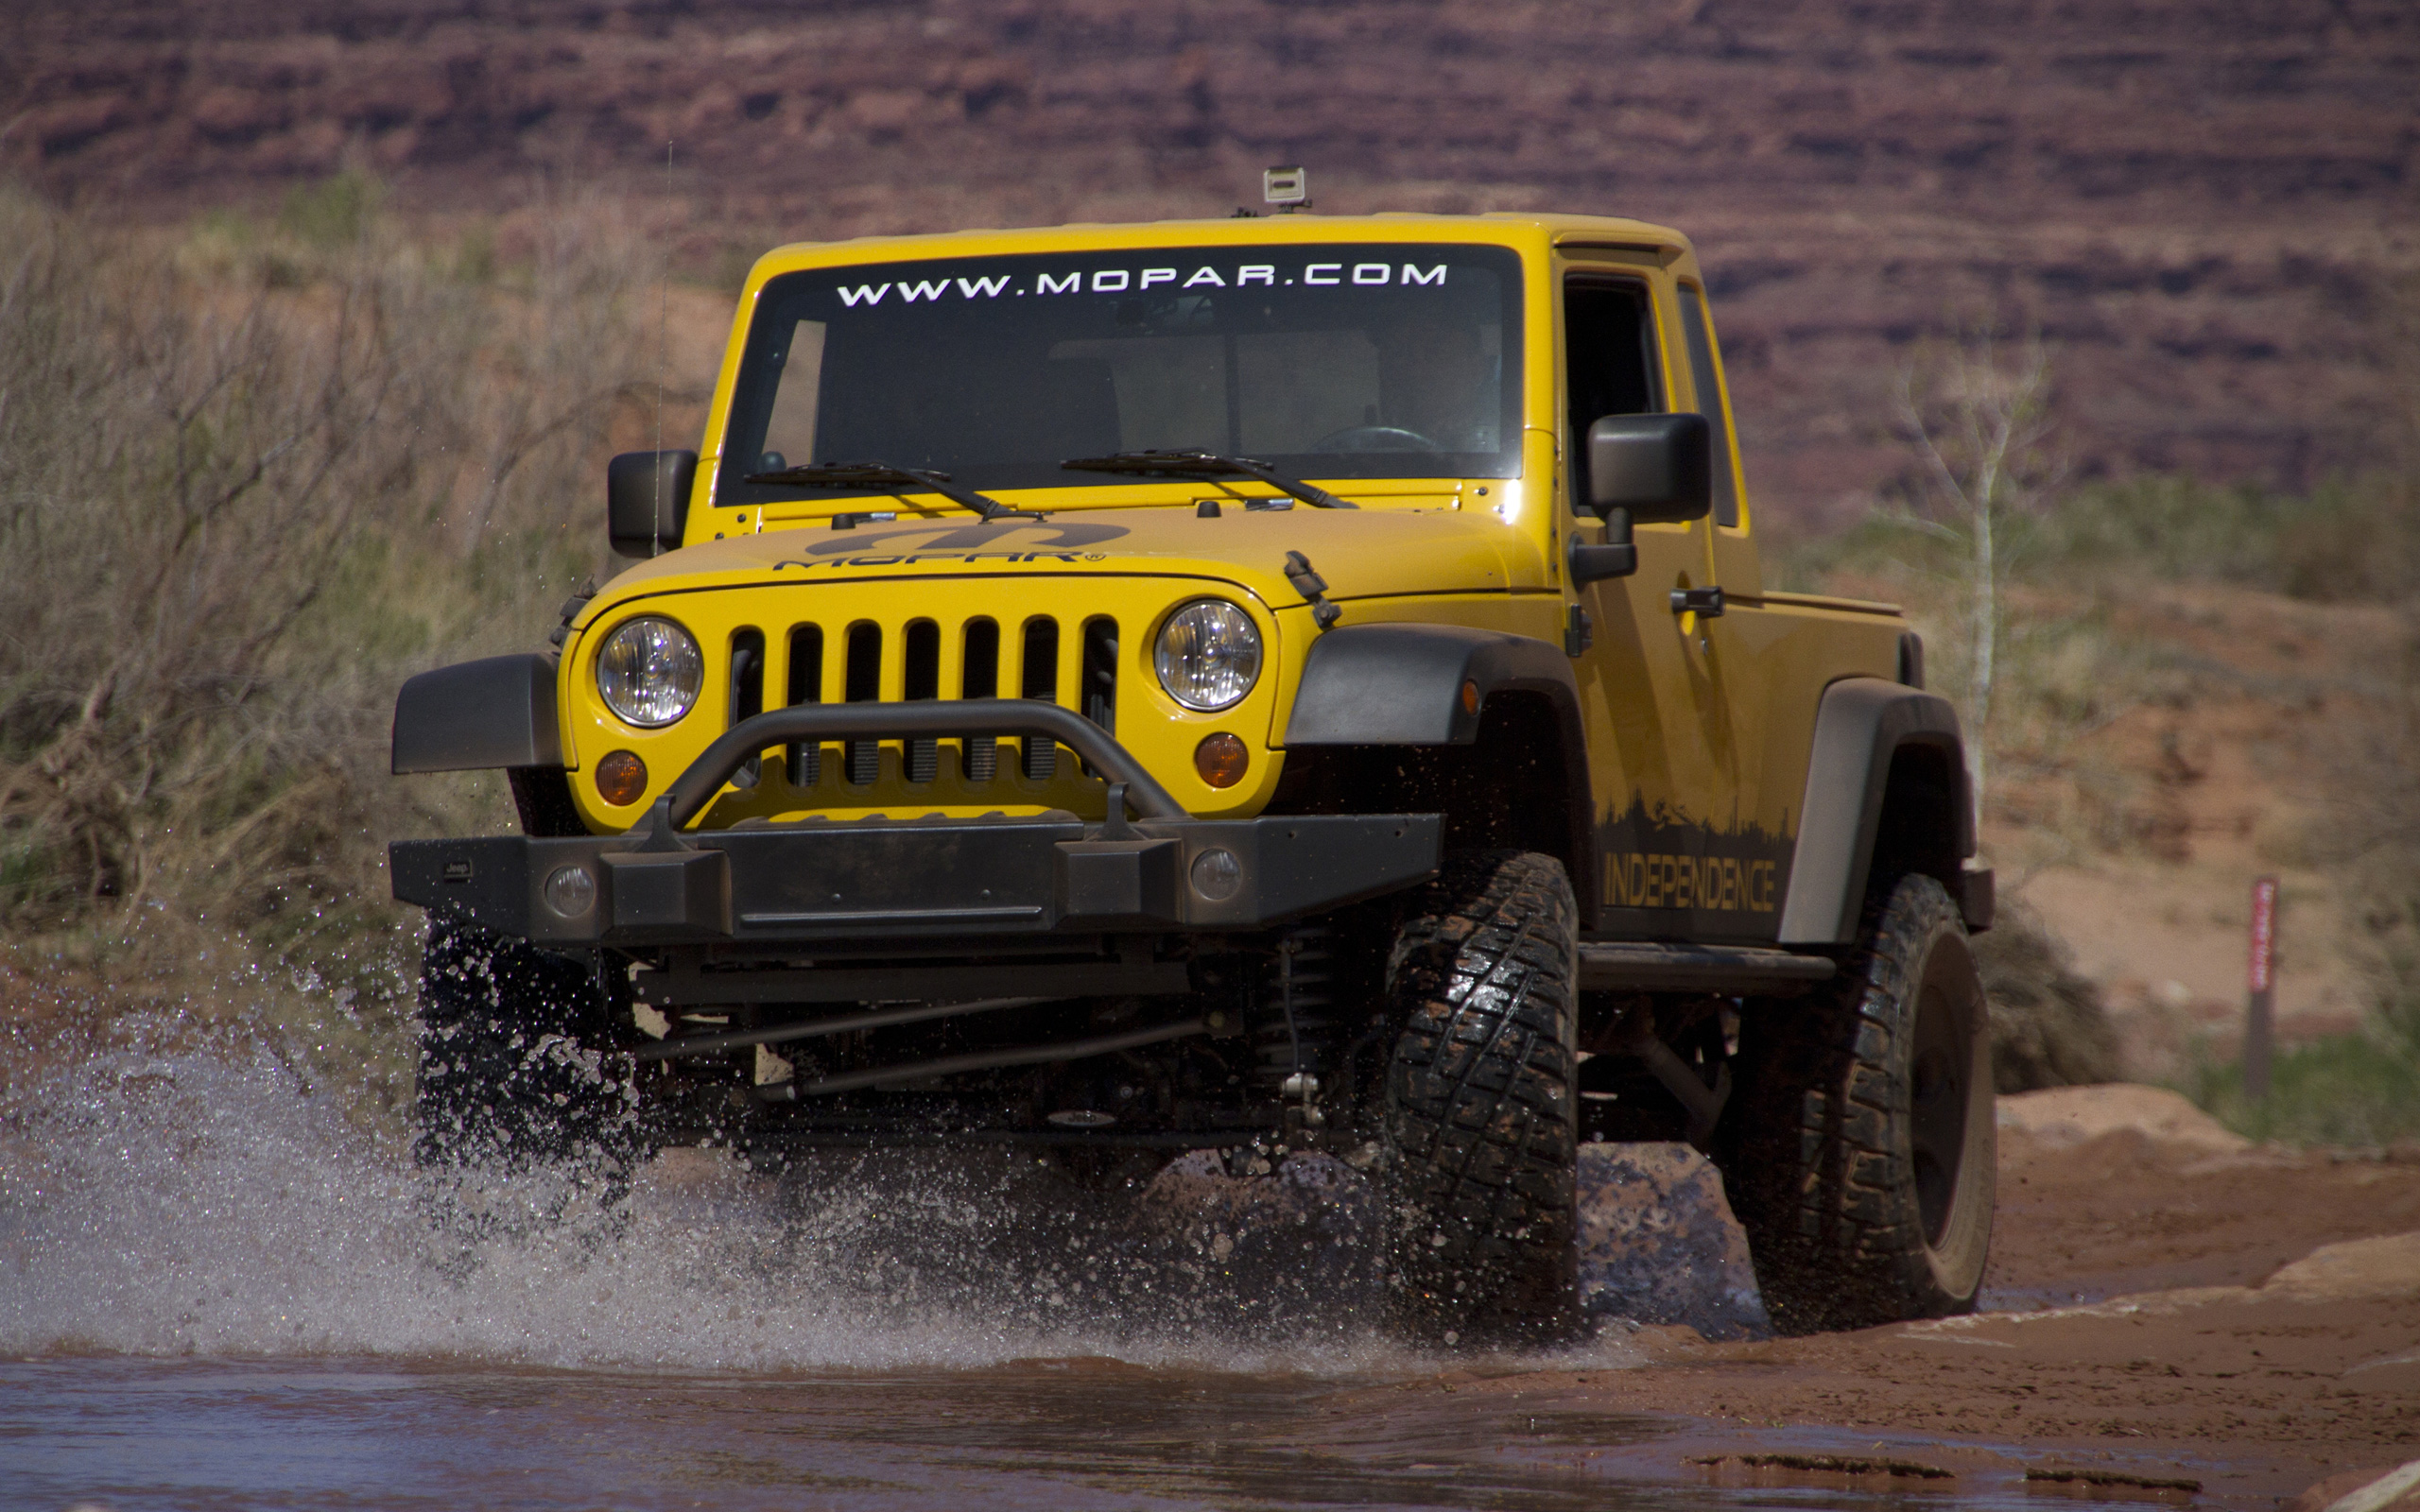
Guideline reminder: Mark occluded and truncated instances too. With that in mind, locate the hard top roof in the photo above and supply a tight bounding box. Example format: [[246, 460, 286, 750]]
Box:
[[750, 211, 1695, 275]]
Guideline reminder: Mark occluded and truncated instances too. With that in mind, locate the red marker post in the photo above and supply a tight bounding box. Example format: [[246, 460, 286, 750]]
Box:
[[2245, 876, 2280, 1101]]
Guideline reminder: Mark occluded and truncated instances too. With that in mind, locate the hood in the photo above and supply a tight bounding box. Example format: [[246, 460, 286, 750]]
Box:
[[577, 503, 1545, 627]]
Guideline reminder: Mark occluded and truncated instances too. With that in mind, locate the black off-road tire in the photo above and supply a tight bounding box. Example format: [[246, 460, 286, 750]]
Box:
[[1381, 850, 1582, 1343], [1717, 873, 1996, 1334], [414, 916, 643, 1178]]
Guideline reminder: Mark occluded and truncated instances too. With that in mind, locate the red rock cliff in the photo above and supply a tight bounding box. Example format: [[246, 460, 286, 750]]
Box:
[[6, 0, 2412, 519]]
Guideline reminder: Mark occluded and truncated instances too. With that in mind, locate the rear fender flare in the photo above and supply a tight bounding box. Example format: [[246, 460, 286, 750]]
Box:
[[1775, 676, 1975, 945]]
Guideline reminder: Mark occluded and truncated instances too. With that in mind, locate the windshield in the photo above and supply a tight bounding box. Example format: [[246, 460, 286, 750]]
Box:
[[716, 243, 1524, 507]]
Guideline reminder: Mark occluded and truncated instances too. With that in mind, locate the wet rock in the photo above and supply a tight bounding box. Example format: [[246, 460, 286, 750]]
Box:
[[1576, 1143, 1771, 1339], [1136, 1151, 1382, 1318]]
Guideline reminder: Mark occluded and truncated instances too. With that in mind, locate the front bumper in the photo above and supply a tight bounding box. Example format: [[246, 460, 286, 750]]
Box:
[[396, 697, 1441, 947], [392, 808, 1440, 946]]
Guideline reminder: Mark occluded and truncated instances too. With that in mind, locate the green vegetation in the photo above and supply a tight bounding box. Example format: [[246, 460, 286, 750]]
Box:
[[280, 167, 386, 249], [0, 175, 658, 1084], [2183, 1031, 2420, 1148]]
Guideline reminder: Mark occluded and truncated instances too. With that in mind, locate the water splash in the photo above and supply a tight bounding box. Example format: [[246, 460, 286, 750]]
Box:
[[0, 1033, 1401, 1373], [0, 1025, 1760, 1373]]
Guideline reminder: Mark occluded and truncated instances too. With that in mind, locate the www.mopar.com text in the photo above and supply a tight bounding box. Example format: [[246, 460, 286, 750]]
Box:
[[834, 262, 1455, 308]]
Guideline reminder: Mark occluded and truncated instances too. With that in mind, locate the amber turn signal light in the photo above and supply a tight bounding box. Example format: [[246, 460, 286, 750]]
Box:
[[596, 749, 648, 807], [1194, 731, 1249, 789]]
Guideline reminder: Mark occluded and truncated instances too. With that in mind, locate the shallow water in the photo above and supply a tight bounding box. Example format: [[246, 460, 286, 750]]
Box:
[[0, 1041, 2231, 1511], [7, 1355, 1658, 1510], [9, 1352, 2229, 1512]]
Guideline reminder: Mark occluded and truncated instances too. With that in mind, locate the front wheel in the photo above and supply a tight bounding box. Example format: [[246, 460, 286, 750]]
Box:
[[1380, 850, 1582, 1343], [1717, 873, 1996, 1334]]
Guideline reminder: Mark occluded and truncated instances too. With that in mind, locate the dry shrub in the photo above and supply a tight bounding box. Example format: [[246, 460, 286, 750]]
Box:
[[0, 179, 656, 991], [1975, 902, 2124, 1091]]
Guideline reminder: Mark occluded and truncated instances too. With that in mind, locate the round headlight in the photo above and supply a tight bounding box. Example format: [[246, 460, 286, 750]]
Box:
[[1154, 599, 1262, 712], [596, 616, 702, 728]]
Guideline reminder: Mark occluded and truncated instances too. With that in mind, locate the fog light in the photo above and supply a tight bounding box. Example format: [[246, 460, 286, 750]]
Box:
[[596, 749, 648, 806], [1194, 731, 1249, 788], [1190, 847, 1244, 902], [543, 864, 596, 919]]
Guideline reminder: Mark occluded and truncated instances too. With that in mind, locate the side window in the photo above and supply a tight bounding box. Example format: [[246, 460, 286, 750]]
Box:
[[1677, 284, 1740, 529], [1563, 277, 1661, 509]]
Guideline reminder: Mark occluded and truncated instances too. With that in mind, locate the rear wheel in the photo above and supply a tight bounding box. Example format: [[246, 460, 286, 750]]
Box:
[[1380, 850, 1582, 1343], [1717, 873, 1996, 1333], [414, 917, 643, 1178]]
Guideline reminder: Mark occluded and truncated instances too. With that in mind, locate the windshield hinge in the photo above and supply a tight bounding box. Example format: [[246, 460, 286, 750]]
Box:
[[546, 577, 597, 648], [1284, 551, 1342, 630]]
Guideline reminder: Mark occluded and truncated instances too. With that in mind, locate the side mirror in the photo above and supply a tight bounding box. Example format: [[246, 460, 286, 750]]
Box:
[[1586, 413, 1711, 524], [608, 450, 697, 557]]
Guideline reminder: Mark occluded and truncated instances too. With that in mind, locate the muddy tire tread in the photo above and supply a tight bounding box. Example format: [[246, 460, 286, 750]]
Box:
[[1383, 850, 1581, 1338], [1720, 872, 1989, 1334]]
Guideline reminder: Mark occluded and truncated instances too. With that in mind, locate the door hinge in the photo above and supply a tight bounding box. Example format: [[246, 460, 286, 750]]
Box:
[[1564, 603, 1595, 657]]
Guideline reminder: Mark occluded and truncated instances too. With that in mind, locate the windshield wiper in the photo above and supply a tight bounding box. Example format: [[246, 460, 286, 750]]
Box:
[[1060, 450, 1357, 510], [741, 461, 1045, 523]]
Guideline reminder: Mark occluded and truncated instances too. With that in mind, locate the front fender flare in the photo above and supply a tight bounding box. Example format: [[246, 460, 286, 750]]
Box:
[[1775, 677, 1975, 945], [1283, 623, 1580, 747], [1282, 623, 1594, 916], [391, 654, 563, 775]]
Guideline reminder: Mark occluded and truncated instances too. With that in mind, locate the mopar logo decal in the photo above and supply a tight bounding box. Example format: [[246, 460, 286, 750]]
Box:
[[774, 551, 1109, 570], [779, 523, 1132, 558]]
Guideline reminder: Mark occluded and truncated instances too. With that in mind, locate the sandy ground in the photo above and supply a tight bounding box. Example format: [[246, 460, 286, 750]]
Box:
[[1461, 1085, 2420, 1503]]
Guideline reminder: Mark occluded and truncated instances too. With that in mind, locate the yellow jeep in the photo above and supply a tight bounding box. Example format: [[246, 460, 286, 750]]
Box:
[[393, 209, 1996, 1339]]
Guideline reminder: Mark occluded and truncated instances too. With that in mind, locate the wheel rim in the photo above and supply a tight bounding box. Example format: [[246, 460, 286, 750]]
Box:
[[1909, 975, 1970, 1247]]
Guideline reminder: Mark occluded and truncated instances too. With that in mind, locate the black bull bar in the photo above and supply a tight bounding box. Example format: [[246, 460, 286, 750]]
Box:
[[391, 699, 1443, 945]]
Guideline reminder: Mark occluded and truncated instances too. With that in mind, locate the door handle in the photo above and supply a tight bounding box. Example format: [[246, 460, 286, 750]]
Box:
[[1669, 586, 1725, 619]]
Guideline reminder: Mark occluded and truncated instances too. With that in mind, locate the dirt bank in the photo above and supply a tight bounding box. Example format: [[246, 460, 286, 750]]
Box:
[[1467, 1086, 2420, 1497]]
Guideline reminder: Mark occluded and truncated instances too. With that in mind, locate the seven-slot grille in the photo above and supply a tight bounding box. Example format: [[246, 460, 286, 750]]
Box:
[[719, 613, 1120, 793]]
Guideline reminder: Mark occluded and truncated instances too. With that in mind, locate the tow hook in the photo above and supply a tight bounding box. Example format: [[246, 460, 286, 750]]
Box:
[[1284, 551, 1342, 630]]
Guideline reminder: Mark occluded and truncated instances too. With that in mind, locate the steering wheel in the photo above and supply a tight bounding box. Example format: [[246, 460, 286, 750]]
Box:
[[1306, 424, 1440, 454]]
